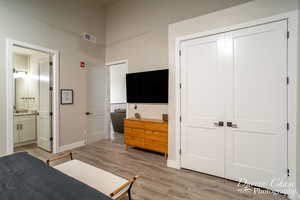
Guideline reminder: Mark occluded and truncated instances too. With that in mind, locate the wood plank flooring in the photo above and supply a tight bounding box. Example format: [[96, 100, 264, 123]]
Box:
[[15, 134, 287, 200]]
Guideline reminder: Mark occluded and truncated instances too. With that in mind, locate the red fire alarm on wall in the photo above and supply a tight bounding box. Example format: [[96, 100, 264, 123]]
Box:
[[80, 61, 86, 69]]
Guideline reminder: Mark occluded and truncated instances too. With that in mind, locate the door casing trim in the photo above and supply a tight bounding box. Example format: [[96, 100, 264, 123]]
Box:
[[6, 39, 60, 154], [105, 60, 129, 140]]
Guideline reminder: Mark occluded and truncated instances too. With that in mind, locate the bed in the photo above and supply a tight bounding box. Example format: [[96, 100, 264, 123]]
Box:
[[0, 152, 138, 200]]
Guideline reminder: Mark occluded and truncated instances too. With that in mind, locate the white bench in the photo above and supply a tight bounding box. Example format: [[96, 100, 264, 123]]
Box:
[[47, 152, 139, 200]]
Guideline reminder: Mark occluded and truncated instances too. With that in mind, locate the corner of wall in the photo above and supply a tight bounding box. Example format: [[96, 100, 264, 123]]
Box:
[[167, 159, 180, 169], [297, 4, 300, 199]]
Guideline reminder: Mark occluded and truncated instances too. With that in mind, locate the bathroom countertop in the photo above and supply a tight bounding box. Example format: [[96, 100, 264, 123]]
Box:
[[14, 112, 37, 117]]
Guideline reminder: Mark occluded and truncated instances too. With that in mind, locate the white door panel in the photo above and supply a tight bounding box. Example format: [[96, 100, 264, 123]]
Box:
[[229, 22, 287, 130], [37, 57, 52, 152], [225, 20, 288, 191], [181, 35, 225, 177], [182, 126, 224, 176]]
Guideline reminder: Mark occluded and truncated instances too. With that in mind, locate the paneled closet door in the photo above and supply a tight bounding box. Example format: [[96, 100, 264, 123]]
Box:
[[180, 34, 226, 177], [224, 20, 288, 192]]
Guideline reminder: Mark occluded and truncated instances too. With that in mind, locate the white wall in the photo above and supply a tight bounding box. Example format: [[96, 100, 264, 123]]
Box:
[[297, 0, 300, 198], [105, 0, 251, 71], [13, 53, 28, 71], [14, 54, 29, 110], [14, 53, 46, 112], [105, 0, 251, 121], [109, 63, 127, 104], [0, 0, 106, 154]]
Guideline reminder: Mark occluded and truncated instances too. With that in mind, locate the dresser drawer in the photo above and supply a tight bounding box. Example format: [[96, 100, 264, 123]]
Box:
[[125, 136, 144, 148], [144, 139, 167, 153], [125, 128, 144, 138], [144, 130, 168, 142], [125, 120, 144, 129], [124, 118, 168, 157], [145, 122, 168, 132]]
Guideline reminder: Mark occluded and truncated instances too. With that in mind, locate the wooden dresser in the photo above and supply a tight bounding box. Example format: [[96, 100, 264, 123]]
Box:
[[124, 118, 168, 159]]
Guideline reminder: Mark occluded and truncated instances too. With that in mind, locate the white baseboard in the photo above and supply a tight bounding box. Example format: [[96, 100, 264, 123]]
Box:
[[86, 131, 108, 144], [167, 159, 180, 169], [59, 140, 85, 152], [14, 140, 36, 147]]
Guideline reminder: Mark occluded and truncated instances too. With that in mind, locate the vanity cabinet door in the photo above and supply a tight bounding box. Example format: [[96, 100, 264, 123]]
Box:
[[13, 119, 19, 144], [19, 116, 36, 143]]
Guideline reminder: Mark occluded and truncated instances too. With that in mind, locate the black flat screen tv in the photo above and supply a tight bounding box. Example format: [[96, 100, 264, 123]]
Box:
[[126, 69, 168, 103]]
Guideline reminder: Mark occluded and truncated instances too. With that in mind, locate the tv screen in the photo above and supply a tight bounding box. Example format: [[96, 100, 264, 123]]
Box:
[[126, 69, 168, 103]]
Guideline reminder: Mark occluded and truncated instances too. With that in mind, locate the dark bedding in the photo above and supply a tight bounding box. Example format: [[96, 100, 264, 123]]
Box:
[[0, 152, 111, 200]]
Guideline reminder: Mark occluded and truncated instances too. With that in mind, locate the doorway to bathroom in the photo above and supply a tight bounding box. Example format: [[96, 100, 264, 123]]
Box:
[[6, 40, 60, 155]]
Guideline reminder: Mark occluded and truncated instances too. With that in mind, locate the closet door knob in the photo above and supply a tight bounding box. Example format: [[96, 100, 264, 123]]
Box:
[[213, 121, 224, 127]]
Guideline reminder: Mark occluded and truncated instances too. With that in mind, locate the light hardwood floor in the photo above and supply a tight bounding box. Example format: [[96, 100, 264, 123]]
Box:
[[15, 134, 287, 200]]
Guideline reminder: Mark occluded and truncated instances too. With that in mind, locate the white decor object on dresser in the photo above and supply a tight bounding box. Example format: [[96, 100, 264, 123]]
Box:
[[127, 103, 168, 120]]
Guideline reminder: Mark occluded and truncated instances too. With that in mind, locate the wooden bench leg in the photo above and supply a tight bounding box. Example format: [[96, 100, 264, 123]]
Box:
[[164, 153, 168, 160], [125, 144, 128, 151], [128, 190, 132, 200]]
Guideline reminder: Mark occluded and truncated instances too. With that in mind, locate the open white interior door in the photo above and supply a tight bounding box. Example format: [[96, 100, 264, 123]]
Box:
[[37, 56, 52, 152]]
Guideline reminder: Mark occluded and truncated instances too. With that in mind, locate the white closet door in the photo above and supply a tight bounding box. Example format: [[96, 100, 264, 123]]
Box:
[[224, 20, 288, 191], [180, 34, 226, 177]]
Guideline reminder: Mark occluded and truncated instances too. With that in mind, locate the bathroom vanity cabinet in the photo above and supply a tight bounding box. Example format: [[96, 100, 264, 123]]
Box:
[[14, 115, 36, 145]]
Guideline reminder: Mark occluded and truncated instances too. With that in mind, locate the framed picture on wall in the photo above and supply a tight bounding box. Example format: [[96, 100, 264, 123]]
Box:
[[61, 89, 73, 105]]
